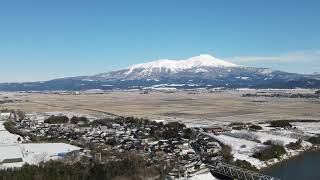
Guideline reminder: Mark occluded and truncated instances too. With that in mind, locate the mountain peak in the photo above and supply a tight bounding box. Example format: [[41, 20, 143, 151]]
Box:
[[126, 54, 237, 74], [185, 54, 237, 67]]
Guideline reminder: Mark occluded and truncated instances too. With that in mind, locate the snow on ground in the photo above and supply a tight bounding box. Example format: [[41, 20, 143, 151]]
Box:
[[25, 111, 106, 123], [0, 118, 82, 169], [0, 144, 24, 169], [204, 128, 315, 169], [259, 123, 274, 131], [254, 131, 298, 145], [268, 129, 312, 140], [0, 162, 25, 169], [292, 122, 320, 135], [178, 170, 219, 180], [259, 123, 312, 140], [216, 134, 266, 168], [215, 134, 265, 155], [0, 144, 23, 162], [21, 143, 82, 165], [126, 54, 237, 75], [188, 172, 218, 180], [204, 132, 267, 169], [0, 121, 21, 144], [0, 143, 81, 169]]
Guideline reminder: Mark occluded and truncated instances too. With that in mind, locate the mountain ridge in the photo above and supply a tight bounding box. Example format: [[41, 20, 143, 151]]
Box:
[[0, 55, 320, 91], [126, 54, 237, 72]]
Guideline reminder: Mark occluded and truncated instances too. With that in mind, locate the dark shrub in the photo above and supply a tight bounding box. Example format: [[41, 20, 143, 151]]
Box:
[[162, 128, 178, 139], [253, 145, 286, 161], [70, 116, 89, 124], [183, 128, 197, 140], [308, 135, 320, 144], [270, 120, 292, 128], [4, 121, 27, 137], [232, 126, 245, 130], [263, 140, 273, 145], [233, 160, 257, 172], [165, 122, 186, 131], [286, 140, 302, 150], [221, 145, 233, 163], [44, 115, 69, 124], [249, 125, 263, 130], [106, 138, 117, 146]]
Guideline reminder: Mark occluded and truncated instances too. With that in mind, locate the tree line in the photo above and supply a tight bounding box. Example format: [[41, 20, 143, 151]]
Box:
[[0, 154, 161, 180]]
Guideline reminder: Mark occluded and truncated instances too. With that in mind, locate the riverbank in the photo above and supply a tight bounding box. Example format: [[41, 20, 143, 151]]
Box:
[[264, 148, 320, 180], [251, 141, 313, 171], [261, 144, 320, 173], [202, 122, 320, 176]]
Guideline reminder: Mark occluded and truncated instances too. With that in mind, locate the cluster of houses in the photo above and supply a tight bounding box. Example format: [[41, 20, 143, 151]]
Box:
[[243, 92, 320, 99], [8, 113, 225, 179]]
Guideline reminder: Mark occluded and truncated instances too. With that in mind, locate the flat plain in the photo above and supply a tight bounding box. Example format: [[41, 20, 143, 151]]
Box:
[[1, 90, 320, 127]]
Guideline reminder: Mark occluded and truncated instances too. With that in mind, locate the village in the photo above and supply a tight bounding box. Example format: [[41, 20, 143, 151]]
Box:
[[1, 109, 320, 179], [0, 111, 225, 179]]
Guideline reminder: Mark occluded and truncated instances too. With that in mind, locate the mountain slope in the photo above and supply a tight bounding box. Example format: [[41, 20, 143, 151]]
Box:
[[1, 55, 320, 91]]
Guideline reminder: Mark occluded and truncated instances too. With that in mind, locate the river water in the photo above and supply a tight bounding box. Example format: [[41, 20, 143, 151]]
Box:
[[264, 151, 320, 180]]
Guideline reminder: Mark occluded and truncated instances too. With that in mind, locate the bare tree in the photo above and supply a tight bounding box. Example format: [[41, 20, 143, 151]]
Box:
[[16, 110, 26, 121]]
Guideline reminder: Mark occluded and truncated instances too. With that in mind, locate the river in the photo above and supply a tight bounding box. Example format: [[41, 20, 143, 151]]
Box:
[[265, 150, 320, 180]]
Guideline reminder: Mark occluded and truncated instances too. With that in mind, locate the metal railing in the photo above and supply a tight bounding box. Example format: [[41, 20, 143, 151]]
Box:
[[207, 161, 280, 180]]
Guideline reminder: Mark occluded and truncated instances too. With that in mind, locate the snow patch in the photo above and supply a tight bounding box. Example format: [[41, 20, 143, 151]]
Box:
[[259, 69, 273, 74], [236, 76, 250, 80], [126, 54, 237, 74]]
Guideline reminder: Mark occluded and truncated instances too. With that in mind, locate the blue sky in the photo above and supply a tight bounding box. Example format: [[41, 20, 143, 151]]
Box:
[[0, 0, 319, 82]]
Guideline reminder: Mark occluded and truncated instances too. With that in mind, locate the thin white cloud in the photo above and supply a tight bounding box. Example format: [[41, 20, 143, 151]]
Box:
[[228, 50, 320, 63]]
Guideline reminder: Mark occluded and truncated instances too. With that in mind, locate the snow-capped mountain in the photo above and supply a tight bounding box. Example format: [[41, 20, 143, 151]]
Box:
[[1, 54, 320, 91], [93, 54, 238, 81], [126, 54, 237, 73]]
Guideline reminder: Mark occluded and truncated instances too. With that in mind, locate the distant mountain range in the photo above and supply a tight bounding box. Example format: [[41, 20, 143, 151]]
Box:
[[1, 54, 320, 91]]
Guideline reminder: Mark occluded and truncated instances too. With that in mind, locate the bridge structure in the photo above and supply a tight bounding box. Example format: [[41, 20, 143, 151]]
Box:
[[206, 161, 280, 180]]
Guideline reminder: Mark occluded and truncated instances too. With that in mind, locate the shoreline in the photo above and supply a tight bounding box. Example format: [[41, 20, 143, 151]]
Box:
[[260, 144, 320, 173]]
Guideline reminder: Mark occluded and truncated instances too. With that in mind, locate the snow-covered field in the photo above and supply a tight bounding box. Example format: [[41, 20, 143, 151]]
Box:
[[204, 126, 315, 170], [291, 122, 320, 135], [25, 112, 102, 123], [0, 120, 21, 144], [0, 143, 82, 169], [254, 131, 298, 145], [0, 119, 81, 169], [21, 143, 82, 165], [0, 144, 24, 168], [213, 134, 267, 168], [259, 123, 312, 140]]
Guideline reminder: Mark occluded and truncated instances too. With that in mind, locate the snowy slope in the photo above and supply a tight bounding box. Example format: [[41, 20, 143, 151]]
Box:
[[126, 54, 237, 74], [1, 54, 320, 91]]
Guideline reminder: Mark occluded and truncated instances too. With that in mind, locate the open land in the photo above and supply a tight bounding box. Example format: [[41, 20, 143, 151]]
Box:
[[1, 89, 320, 179], [1, 89, 319, 127]]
